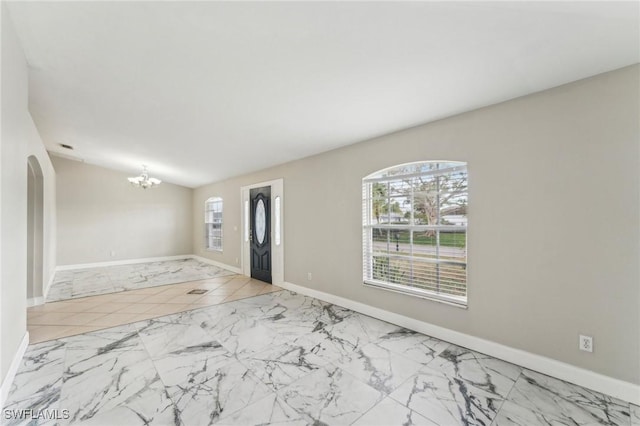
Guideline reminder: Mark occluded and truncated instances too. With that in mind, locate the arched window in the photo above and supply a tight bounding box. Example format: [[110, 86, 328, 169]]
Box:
[[363, 161, 468, 305], [205, 197, 223, 251]]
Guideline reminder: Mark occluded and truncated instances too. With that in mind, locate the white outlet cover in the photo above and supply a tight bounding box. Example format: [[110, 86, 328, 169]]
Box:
[[579, 335, 593, 352]]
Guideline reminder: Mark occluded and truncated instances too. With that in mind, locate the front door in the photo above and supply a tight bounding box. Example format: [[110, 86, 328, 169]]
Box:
[[250, 186, 272, 283]]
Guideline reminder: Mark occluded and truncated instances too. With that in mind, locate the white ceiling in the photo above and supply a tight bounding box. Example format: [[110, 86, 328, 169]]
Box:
[[6, 1, 639, 188]]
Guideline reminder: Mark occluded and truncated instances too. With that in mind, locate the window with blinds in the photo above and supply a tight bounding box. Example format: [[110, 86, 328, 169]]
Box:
[[362, 161, 468, 306], [205, 197, 223, 251]]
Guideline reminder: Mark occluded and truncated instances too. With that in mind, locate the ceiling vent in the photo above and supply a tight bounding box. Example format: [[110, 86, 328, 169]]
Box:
[[60, 143, 74, 150]]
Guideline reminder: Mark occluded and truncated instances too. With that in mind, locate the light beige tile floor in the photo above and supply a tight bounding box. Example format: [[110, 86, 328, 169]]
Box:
[[28, 274, 282, 344]]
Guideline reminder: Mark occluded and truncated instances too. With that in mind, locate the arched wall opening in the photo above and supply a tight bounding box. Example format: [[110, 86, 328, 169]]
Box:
[[27, 155, 44, 303]]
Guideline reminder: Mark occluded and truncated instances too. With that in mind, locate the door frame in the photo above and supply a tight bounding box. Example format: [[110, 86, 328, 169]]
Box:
[[240, 178, 284, 286]]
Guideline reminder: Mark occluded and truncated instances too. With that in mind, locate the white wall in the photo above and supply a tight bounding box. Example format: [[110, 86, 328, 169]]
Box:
[[53, 156, 193, 265], [1, 4, 56, 385], [194, 65, 639, 386]]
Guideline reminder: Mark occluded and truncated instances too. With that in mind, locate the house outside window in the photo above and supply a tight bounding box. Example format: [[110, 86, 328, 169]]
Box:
[[362, 161, 468, 306]]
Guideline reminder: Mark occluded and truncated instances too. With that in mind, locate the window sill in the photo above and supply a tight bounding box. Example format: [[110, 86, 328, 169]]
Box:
[[205, 248, 223, 253], [363, 279, 467, 309]]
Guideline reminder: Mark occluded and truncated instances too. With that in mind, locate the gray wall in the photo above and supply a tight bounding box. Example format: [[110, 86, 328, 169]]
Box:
[[1, 4, 57, 384], [194, 65, 640, 385], [53, 156, 193, 265]]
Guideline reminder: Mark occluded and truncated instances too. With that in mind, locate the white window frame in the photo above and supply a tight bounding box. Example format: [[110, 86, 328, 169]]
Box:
[[362, 161, 468, 307], [205, 197, 223, 251]]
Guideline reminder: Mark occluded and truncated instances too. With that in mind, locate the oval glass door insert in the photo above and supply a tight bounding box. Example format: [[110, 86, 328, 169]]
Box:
[[255, 199, 266, 244]]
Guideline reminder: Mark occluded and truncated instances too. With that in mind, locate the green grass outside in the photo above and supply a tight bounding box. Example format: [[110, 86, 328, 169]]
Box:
[[377, 230, 466, 248]]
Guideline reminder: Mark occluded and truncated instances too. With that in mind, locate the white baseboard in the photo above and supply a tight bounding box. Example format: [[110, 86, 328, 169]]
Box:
[[281, 281, 640, 405], [26, 297, 44, 307], [0, 332, 29, 411], [191, 255, 242, 274], [56, 255, 193, 271]]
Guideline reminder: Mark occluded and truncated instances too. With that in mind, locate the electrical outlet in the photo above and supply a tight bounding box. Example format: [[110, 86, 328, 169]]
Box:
[[235, 257, 239, 265], [579, 335, 593, 353], [110, 250, 116, 257], [307, 272, 312, 281]]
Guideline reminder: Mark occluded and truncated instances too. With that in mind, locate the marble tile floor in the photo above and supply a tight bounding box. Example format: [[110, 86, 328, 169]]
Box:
[[7, 290, 637, 426], [47, 258, 236, 302], [28, 275, 282, 343]]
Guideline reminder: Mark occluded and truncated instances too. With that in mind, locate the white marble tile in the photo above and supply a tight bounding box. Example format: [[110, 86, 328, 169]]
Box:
[[230, 293, 346, 340], [73, 386, 178, 426], [2, 340, 66, 424], [259, 309, 337, 339], [428, 345, 522, 398], [169, 360, 271, 425], [10, 288, 635, 426], [136, 316, 215, 357], [46, 280, 73, 301], [217, 321, 293, 360], [320, 312, 403, 347], [60, 346, 163, 424], [352, 397, 437, 426], [71, 282, 115, 298], [243, 340, 329, 391], [155, 342, 232, 385], [149, 335, 234, 388], [279, 365, 383, 425], [188, 303, 249, 337], [53, 271, 74, 281], [631, 404, 640, 426], [233, 290, 304, 308], [375, 328, 451, 365], [390, 366, 504, 425], [297, 322, 367, 365], [493, 370, 632, 426], [216, 393, 307, 426], [60, 324, 140, 353], [331, 341, 423, 395], [241, 292, 352, 329], [47, 259, 235, 301]]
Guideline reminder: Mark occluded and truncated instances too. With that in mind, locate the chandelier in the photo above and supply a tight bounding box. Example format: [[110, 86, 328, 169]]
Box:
[[128, 165, 161, 189]]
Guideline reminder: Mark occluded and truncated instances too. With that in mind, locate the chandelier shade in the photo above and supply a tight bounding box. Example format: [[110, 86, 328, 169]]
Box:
[[128, 165, 161, 189]]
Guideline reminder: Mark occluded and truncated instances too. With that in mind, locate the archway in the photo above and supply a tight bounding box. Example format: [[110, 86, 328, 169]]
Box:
[[27, 155, 44, 304]]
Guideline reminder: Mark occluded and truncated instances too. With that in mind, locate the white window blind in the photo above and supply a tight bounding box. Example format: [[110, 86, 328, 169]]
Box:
[[205, 197, 223, 251], [362, 162, 468, 306]]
